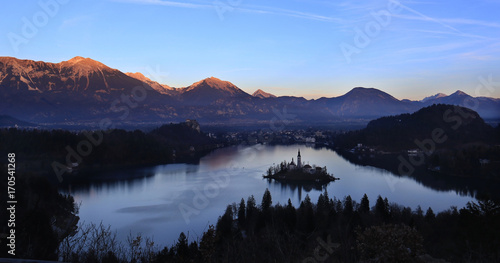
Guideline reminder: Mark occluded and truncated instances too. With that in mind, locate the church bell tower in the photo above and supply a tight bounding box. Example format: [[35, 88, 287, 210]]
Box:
[[297, 149, 302, 168]]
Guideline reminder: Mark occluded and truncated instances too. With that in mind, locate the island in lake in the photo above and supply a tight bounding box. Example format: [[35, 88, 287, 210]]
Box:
[[263, 149, 338, 183]]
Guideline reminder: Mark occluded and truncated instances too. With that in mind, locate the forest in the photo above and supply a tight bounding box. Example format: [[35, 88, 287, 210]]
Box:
[[333, 104, 500, 179], [333, 104, 499, 151], [0, 120, 223, 180], [152, 190, 500, 263], [4, 176, 498, 262]]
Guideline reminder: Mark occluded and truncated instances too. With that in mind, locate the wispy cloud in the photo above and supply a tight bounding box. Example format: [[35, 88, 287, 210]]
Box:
[[111, 0, 343, 23], [456, 43, 500, 61], [374, 0, 500, 44], [393, 14, 500, 29], [457, 52, 496, 61], [112, 0, 212, 9], [438, 18, 500, 28], [407, 29, 494, 40], [390, 2, 500, 40], [400, 54, 458, 63], [395, 3, 463, 34], [396, 42, 477, 54], [394, 41, 500, 63], [238, 4, 342, 23]]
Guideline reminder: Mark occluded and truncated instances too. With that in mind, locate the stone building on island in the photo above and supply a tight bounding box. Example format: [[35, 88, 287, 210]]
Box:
[[288, 149, 326, 174]]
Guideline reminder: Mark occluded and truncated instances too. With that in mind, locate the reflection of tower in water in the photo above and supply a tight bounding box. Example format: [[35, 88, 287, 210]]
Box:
[[268, 179, 327, 204], [298, 185, 302, 202]]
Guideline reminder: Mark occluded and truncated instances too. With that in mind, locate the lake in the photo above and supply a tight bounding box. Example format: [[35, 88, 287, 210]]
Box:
[[61, 144, 475, 247]]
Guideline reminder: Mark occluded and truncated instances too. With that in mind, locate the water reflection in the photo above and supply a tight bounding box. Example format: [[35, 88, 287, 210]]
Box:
[[63, 171, 153, 194], [61, 144, 483, 247], [265, 178, 329, 202], [335, 150, 500, 201]]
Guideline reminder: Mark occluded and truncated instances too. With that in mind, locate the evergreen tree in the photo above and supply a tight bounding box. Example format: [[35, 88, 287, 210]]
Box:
[[301, 194, 313, 210], [344, 195, 354, 216], [261, 188, 272, 211], [238, 198, 246, 227], [199, 225, 216, 262], [425, 207, 435, 221], [246, 195, 257, 220], [317, 193, 328, 215], [359, 193, 370, 214], [175, 232, 189, 262], [298, 195, 315, 233], [285, 198, 297, 230], [188, 241, 200, 262], [375, 195, 390, 222], [415, 205, 424, 217], [216, 205, 234, 238], [246, 195, 257, 234]]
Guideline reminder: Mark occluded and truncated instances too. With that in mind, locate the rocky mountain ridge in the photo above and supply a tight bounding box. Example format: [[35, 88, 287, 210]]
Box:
[[1, 56, 499, 126]]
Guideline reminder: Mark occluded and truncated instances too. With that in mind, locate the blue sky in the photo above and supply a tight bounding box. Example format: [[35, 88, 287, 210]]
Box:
[[2, 0, 500, 99]]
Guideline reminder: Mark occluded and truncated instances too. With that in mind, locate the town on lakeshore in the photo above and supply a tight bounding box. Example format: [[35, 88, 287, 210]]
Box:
[[263, 149, 338, 183]]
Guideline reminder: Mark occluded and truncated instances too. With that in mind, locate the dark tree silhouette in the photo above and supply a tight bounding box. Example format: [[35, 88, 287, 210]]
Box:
[[261, 188, 272, 211], [237, 198, 246, 227], [359, 193, 370, 214]]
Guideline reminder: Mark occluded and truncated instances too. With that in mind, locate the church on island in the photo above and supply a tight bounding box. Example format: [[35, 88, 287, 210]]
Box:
[[264, 149, 337, 182], [288, 149, 326, 174]]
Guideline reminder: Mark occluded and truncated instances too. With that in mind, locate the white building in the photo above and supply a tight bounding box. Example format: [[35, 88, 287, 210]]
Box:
[[289, 158, 296, 170]]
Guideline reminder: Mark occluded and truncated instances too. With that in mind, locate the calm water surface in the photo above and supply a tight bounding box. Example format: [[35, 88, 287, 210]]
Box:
[[63, 144, 474, 246]]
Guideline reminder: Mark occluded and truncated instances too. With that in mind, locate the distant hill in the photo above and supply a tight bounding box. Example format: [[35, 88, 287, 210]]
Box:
[[421, 93, 447, 103], [335, 104, 496, 151], [252, 89, 277, 99], [149, 119, 215, 147], [180, 77, 251, 106], [315, 87, 418, 118], [1, 56, 499, 126], [419, 90, 500, 120]]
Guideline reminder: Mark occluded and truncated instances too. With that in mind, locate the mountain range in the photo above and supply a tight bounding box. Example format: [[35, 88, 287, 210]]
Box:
[[1, 56, 499, 127]]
